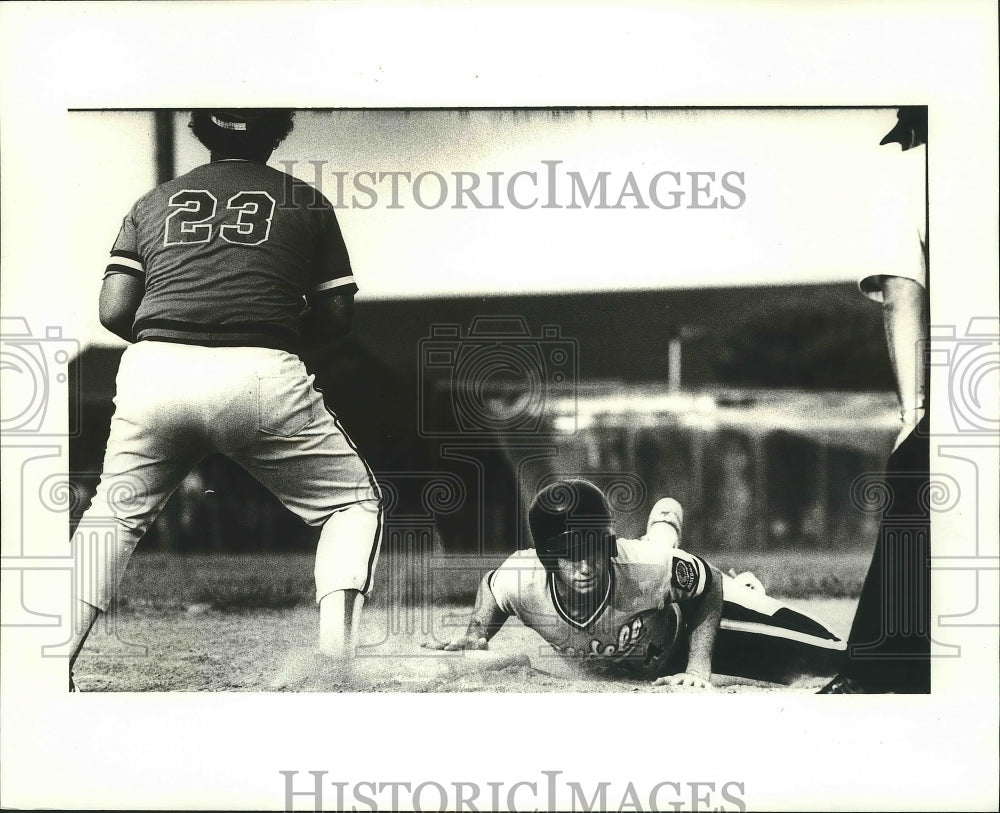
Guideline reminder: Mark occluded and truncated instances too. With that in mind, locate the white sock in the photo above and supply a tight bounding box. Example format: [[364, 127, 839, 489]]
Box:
[[318, 589, 363, 658]]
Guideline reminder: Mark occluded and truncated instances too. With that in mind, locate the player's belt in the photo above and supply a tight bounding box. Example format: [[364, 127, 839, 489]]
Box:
[[133, 318, 300, 354]]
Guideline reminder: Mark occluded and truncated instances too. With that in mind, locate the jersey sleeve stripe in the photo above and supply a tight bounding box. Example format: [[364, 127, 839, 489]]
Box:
[[103, 264, 144, 280], [313, 276, 356, 293], [694, 554, 712, 599], [110, 250, 143, 266]]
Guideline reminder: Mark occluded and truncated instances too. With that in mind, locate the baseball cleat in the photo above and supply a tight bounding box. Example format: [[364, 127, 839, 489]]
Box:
[[728, 569, 765, 592], [646, 497, 684, 546]]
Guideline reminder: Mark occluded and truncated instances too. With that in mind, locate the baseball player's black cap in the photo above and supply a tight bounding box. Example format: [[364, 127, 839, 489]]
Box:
[[206, 109, 294, 131], [879, 106, 927, 150], [189, 109, 295, 157]]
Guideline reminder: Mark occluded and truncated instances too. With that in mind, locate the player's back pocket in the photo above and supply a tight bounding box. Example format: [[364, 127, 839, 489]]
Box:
[[256, 374, 317, 437]]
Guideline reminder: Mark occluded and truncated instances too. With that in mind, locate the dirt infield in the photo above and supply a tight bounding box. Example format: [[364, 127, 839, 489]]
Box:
[[74, 552, 864, 692], [73, 598, 855, 693]]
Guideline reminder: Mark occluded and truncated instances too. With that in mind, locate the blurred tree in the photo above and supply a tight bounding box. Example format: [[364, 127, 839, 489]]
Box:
[[713, 302, 895, 390]]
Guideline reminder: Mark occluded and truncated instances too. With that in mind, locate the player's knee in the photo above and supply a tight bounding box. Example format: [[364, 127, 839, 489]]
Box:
[[85, 479, 158, 541], [107, 510, 157, 549], [319, 501, 381, 540], [72, 526, 142, 612], [315, 501, 383, 599], [78, 503, 150, 547]]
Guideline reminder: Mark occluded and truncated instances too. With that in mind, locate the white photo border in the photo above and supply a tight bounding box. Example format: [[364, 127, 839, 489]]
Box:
[[1, 2, 997, 811]]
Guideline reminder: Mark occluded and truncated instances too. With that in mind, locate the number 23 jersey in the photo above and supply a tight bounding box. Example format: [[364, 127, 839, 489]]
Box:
[[487, 538, 712, 675], [106, 160, 355, 352]]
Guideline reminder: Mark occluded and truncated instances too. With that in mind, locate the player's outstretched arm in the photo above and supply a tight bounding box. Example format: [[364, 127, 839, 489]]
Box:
[[653, 562, 724, 690], [422, 573, 510, 651]]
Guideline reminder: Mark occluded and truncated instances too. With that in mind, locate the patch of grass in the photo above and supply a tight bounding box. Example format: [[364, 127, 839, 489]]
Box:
[[117, 548, 870, 612], [707, 552, 870, 599], [191, 576, 312, 612], [118, 553, 316, 611]]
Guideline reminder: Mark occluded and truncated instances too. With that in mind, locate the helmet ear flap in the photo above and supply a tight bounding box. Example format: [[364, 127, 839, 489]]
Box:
[[609, 534, 619, 559]]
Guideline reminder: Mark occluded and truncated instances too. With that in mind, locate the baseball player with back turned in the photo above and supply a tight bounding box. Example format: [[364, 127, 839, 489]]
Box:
[[67, 110, 382, 690]]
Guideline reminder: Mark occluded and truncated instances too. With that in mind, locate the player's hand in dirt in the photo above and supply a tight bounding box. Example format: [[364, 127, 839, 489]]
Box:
[[421, 635, 489, 652], [652, 672, 715, 690]]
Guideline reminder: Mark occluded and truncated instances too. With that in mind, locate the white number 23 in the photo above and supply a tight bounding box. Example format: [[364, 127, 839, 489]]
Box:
[[164, 189, 276, 247]]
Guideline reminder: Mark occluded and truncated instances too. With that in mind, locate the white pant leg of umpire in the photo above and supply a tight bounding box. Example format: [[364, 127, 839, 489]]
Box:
[[314, 500, 383, 602]]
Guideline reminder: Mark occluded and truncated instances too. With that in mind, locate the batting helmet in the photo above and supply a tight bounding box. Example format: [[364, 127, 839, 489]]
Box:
[[528, 479, 618, 569]]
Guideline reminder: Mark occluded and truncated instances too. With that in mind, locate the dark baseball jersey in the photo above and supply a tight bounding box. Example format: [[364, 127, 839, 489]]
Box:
[[105, 159, 355, 352]]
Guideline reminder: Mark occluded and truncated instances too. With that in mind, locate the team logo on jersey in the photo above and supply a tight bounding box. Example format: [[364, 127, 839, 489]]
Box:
[[617, 615, 645, 652], [672, 558, 697, 592]]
